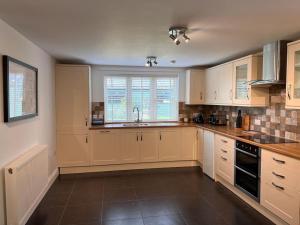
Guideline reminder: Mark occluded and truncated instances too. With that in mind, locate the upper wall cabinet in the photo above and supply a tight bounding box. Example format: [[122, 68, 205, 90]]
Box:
[[286, 40, 300, 109], [185, 69, 205, 104], [56, 65, 91, 132], [232, 55, 269, 106], [204, 62, 233, 105]]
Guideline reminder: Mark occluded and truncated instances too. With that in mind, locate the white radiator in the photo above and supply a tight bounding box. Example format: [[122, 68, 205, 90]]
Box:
[[5, 145, 48, 225]]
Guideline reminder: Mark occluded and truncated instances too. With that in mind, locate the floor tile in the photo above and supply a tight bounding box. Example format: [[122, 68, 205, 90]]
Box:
[[39, 192, 70, 208], [102, 201, 142, 221], [26, 206, 64, 225], [60, 203, 101, 225], [103, 176, 134, 190], [101, 218, 144, 225], [68, 190, 102, 206], [138, 197, 178, 217], [103, 188, 136, 202], [47, 180, 74, 195], [143, 214, 187, 225]]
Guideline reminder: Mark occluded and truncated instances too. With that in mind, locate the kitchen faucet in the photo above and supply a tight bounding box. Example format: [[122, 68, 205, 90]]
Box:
[[133, 106, 141, 123]]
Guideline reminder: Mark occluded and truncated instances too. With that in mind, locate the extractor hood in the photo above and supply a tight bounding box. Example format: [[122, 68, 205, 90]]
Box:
[[250, 40, 287, 87]]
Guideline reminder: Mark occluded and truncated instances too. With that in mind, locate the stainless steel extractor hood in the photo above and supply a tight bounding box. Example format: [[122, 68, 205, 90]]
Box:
[[250, 40, 287, 87]]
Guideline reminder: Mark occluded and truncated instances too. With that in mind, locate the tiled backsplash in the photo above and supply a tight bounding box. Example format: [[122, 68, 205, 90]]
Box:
[[92, 87, 300, 141]]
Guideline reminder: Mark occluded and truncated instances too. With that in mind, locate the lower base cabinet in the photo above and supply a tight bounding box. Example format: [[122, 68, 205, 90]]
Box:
[[158, 129, 181, 161], [57, 131, 90, 167], [140, 129, 159, 162], [181, 128, 197, 160], [120, 131, 140, 163], [90, 130, 120, 165]]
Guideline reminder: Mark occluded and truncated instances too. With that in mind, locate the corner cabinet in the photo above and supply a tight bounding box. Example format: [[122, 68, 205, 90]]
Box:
[[232, 55, 269, 106], [56, 64, 91, 167], [185, 69, 205, 104], [286, 40, 300, 109]]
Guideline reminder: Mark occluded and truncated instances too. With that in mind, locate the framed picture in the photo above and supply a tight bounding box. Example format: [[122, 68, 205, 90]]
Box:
[[3, 56, 38, 122]]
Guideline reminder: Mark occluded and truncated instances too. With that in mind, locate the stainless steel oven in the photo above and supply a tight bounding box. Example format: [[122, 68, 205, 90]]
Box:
[[235, 140, 260, 201]]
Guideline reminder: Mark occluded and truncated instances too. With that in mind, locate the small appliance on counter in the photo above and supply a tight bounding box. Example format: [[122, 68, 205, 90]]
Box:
[[192, 113, 204, 124], [208, 114, 227, 126], [92, 113, 104, 126]]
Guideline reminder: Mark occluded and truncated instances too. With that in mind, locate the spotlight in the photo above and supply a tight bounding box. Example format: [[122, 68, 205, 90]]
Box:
[[183, 34, 190, 43], [169, 34, 176, 41], [168, 26, 190, 45], [175, 39, 180, 45], [145, 56, 158, 67]]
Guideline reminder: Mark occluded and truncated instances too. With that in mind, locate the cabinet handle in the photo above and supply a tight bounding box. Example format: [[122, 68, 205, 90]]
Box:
[[221, 156, 227, 161], [86, 136, 88, 143], [221, 149, 227, 153], [85, 117, 88, 126], [160, 133, 162, 141], [200, 92, 203, 100], [272, 182, 284, 191], [137, 134, 139, 142], [230, 89, 233, 100], [287, 84, 292, 100], [214, 91, 217, 100], [272, 171, 285, 179], [99, 130, 110, 133], [221, 139, 228, 143], [141, 134, 143, 141], [272, 157, 285, 164], [247, 88, 249, 100]]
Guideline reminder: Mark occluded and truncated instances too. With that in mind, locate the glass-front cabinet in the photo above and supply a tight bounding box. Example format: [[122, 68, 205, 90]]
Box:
[[286, 40, 300, 108], [232, 57, 251, 105]]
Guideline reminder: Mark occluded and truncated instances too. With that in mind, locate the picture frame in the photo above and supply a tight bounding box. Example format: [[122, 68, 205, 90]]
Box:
[[3, 55, 38, 122]]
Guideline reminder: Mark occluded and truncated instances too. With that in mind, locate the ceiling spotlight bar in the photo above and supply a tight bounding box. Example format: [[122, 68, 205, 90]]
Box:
[[168, 26, 190, 45], [145, 56, 158, 67]]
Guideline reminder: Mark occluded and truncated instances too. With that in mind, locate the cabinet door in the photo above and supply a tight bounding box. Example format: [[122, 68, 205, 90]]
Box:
[[180, 128, 197, 160], [56, 65, 90, 131], [218, 63, 233, 105], [140, 129, 159, 162], [57, 132, 90, 167], [197, 129, 204, 165], [286, 42, 300, 108], [203, 130, 215, 179], [185, 70, 205, 104], [232, 58, 250, 105], [120, 131, 140, 163], [204, 68, 218, 104], [90, 130, 120, 165], [158, 129, 181, 161]]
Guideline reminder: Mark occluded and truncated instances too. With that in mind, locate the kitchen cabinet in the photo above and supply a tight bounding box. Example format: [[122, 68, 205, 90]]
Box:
[[56, 65, 91, 132], [185, 69, 205, 104], [261, 150, 300, 225], [214, 134, 235, 185], [197, 128, 204, 165], [57, 131, 90, 167], [180, 128, 197, 160], [204, 63, 233, 105], [286, 40, 300, 109], [158, 129, 181, 161], [140, 129, 159, 162], [120, 130, 140, 163], [90, 130, 120, 165], [203, 130, 215, 179], [56, 64, 91, 167], [232, 55, 269, 106]]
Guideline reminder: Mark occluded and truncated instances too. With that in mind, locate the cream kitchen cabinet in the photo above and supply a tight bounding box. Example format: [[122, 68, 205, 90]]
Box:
[[57, 131, 90, 167], [158, 129, 181, 161], [214, 134, 235, 185], [204, 67, 218, 104], [185, 69, 205, 104], [180, 128, 197, 160], [140, 129, 159, 162], [232, 55, 269, 106], [197, 128, 204, 165], [286, 40, 300, 109], [90, 130, 120, 165], [56, 64, 91, 167], [56, 65, 91, 132], [261, 150, 300, 225], [120, 130, 140, 163]]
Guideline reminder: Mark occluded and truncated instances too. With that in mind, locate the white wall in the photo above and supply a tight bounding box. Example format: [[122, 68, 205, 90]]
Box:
[[0, 19, 56, 225], [91, 65, 186, 102]]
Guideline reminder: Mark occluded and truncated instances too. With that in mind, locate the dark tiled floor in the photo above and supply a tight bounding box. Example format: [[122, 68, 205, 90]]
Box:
[[26, 168, 274, 225]]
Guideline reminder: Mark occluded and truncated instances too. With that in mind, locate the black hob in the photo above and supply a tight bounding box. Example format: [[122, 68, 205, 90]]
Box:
[[239, 134, 297, 144]]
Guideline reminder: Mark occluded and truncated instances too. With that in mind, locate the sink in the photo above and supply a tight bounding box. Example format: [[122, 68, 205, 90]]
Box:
[[122, 123, 150, 127]]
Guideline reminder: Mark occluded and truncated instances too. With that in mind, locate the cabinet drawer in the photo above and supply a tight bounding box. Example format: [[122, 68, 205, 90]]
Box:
[[261, 181, 300, 225], [216, 153, 234, 185], [215, 134, 234, 151]]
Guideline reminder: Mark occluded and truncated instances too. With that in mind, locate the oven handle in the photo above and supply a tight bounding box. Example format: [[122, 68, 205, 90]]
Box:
[[235, 166, 257, 179], [235, 148, 258, 158]]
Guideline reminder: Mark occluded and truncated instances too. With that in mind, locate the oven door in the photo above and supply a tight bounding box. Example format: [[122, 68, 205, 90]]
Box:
[[235, 148, 259, 176], [235, 166, 260, 200]]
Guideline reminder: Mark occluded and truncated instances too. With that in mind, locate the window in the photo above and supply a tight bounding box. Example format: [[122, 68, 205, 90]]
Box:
[[104, 75, 178, 122]]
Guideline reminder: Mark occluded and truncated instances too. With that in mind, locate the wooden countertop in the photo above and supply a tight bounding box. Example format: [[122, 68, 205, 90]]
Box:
[[90, 122, 300, 160]]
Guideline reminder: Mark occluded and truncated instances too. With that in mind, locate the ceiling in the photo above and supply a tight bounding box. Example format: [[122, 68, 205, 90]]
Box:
[[1, 0, 300, 67]]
